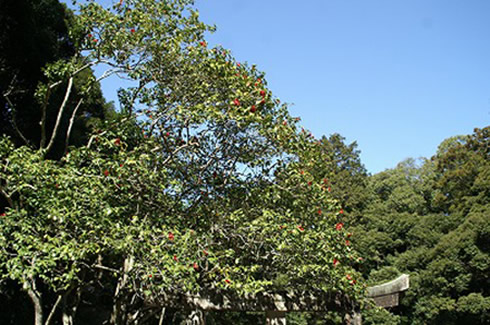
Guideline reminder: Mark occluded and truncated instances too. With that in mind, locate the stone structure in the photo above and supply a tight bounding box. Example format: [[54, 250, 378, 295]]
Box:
[[157, 274, 409, 324], [367, 274, 410, 308]]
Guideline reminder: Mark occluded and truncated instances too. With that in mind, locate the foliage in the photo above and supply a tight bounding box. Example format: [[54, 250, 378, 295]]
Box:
[[354, 127, 489, 324], [0, 0, 112, 158], [0, 0, 364, 324]]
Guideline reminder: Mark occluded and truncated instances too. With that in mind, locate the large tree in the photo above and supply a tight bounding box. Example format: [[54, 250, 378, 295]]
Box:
[[0, 1, 364, 324]]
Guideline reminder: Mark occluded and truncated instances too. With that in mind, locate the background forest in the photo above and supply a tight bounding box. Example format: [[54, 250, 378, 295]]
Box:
[[0, 1, 488, 324]]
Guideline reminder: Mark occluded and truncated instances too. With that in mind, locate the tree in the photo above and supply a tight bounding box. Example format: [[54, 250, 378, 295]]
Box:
[[315, 134, 369, 215], [0, 0, 112, 159], [354, 127, 489, 324], [0, 1, 364, 324]]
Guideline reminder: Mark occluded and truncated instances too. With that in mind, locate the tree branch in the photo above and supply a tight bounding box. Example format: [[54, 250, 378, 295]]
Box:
[[64, 97, 84, 153], [3, 82, 31, 146], [0, 187, 14, 208], [45, 295, 62, 325], [24, 277, 43, 325], [44, 77, 73, 154]]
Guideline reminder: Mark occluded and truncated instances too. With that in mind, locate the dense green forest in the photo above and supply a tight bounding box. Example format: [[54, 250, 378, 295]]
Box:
[[0, 0, 488, 324]]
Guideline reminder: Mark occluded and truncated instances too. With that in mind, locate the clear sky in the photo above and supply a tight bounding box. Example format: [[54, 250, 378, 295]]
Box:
[[194, 0, 490, 174], [88, 0, 490, 174]]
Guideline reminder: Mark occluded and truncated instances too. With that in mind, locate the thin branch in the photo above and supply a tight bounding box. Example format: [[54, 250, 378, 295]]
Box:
[[0, 187, 13, 208], [44, 77, 73, 154], [3, 86, 30, 146], [64, 98, 84, 153], [94, 264, 121, 274], [158, 307, 166, 325], [45, 295, 62, 325], [40, 85, 52, 148]]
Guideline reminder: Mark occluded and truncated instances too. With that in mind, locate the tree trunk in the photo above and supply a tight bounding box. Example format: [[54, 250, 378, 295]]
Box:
[[185, 310, 205, 325], [110, 255, 134, 325], [344, 310, 362, 325], [62, 288, 81, 325], [24, 279, 43, 325]]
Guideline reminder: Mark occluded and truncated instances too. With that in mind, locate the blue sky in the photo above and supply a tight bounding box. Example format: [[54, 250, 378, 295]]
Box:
[[87, 0, 490, 174], [195, 0, 490, 173]]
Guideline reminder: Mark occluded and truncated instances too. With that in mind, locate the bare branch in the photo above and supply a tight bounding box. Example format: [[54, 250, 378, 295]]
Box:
[[93, 264, 121, 274], [64, 98, 84, 153], [158, 307, 166, 325], [2, 80, 31, 146], [40, 86, 52, 148], [45, 295, 62, 325], [44, 77, 73, 154]]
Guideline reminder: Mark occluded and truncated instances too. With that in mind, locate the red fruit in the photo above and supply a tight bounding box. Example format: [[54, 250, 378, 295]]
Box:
[[347, 233, 352, 238], [346, 274, 352, 280], [168, 232, 174, 241], [193, 262, 199, 270], [260, 90, 266, 97], [328, 186, 332, 192], [203, 249, 209, 256], [200, 41, 206, 47], [148, 274, 152, 278], [103, 170, 109, 177], [237, 63, 241, 67], [339, 209, 344, 214], [114, 138, 121, 146], [300, 170, 304, 175], [345, 240, 351, 246], [323, 178, 328, 184], [0, 213, 5, 217], [225, 279, 231, 284], [250, 105, 256, 113], [88, 33, 92, 38], [131, 28, 135, 33], [173, 255, 178, 261], [165, 132, 170, 137], [233, 98, 240, 106], [282, 120, 287, 126], [308, 181, 312, 186], [317, 209, 322, 215], [119, 163, 124, 167], [335, 222, 344, 231], [297, 225, 304, 231], [257, 78, 261, 83], [333, 259, 339, 266]]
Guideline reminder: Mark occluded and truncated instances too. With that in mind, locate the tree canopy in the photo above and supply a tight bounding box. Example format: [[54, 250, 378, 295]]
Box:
[[0, 1, 364, 324]]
